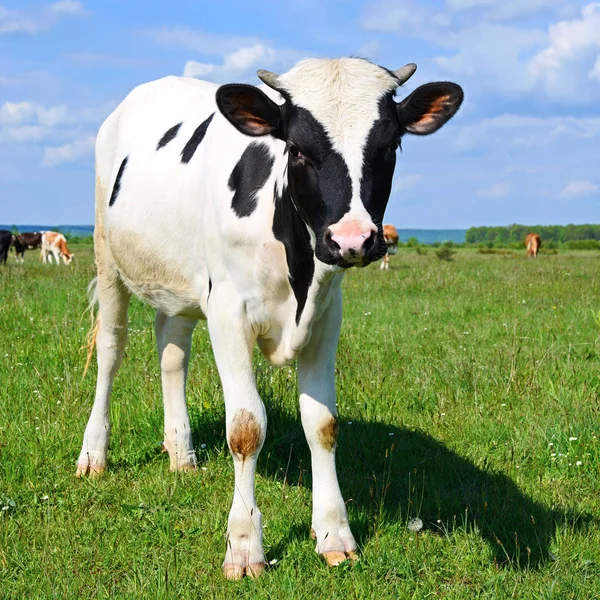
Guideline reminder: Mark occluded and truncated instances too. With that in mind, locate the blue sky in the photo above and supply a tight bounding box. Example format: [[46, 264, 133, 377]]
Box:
[[1, 0, 599, 228]]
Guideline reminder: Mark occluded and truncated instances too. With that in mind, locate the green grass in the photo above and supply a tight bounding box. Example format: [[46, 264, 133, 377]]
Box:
[[1, 246, 599, 598]]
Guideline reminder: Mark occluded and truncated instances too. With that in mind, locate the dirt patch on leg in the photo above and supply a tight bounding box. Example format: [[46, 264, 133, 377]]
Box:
[[229, 409, 262, 461], [317, 416, 339, 451]]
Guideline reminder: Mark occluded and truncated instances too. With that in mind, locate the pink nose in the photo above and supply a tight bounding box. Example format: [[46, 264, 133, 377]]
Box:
[[327, 220, 377, 263]]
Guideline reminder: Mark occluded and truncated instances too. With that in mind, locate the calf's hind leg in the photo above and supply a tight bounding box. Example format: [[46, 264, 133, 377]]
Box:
[[76, 271, 130, 476], [155, 313, 198, 471]]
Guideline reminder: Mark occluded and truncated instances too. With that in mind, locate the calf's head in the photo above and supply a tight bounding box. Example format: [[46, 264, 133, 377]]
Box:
[[217, 58, 463, 268]]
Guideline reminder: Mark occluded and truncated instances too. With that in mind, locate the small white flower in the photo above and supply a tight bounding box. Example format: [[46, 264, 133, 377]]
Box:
[[35, 427, 40, 431], [569, 437, 578, 442], [388, 433, 394, 436], [347, 421, 353, 425], [269, 558, 278, 565], [501, 403, 507, 407], [2, 506, 9, 511], [56, 401, 61, 405], [200, 443, 207, 449], [576, 461, 583, 466], [41, 495, 49, 501], [201, 467, 207, 472]]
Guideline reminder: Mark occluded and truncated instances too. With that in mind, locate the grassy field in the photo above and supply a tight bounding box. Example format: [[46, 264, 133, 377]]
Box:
[[1, 246, 599, 599]]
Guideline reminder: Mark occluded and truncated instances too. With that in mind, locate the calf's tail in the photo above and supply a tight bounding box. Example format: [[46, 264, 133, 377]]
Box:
[[82, 276, 100, 379]]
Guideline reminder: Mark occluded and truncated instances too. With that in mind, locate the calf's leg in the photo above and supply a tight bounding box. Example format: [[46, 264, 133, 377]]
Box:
[[208, 287, 266, 579], [298, 289, 358, 565], [76, 272, 130, 476], [155, 312, 198, 471]]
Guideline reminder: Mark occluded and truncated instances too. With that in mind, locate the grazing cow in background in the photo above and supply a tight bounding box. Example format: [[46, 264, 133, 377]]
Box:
[[76, 57, 463, 578], [41, 231, 74, 265], [525, 232, 541, 258], [12, 231, 43, 262], [0, 230, 12, 265], [380, 224, 399, 270]]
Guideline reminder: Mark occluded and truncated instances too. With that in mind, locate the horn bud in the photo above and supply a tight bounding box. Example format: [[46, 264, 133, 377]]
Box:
[[393, 63, 417, 85], [257, 69, 283, 91]]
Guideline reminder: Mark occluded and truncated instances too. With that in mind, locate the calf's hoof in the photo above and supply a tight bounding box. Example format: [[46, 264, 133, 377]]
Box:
[[322, 550, 359, 566], [223, 562, 265, 580], [75, 462, 105, 478]]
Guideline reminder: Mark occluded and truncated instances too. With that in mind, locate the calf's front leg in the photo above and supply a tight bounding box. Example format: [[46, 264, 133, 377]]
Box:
[[298, 289, 358, 565], [208, 289, 266, 579]]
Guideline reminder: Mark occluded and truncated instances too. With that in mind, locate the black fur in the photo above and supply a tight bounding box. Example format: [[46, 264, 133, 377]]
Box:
[[109, 156, 128, 207], [285, 106, 353, 265], [272, 187, 315, 324], [181, 113, 214, 164], [157, 122, 182, 150], [229, 143, 275, 218]]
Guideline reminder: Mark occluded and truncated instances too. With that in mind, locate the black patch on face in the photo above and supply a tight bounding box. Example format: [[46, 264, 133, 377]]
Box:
[[285, 106, 352, 264], [359, 95, 401, 262], [181, 113, 214, 164], [272, 186, 315, 323], [229, 143, 275, 218], [157, 122, 182, 150], [109, 156, 128, 207]]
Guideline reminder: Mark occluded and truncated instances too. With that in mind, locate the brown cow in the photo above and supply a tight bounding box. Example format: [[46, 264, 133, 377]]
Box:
[[40, 231, 74, 265], [380, 224, 399, 270], [525, 232, 541, 258]]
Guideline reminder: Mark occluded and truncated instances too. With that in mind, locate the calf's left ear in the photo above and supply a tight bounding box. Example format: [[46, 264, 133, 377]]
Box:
[[216, 84, 282, 138], [398, 82, 463, 135]]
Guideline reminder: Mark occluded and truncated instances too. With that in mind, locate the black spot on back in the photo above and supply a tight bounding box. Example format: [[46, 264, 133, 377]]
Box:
[[109, 156, 128, 207], [229, 143, 275, 218], [157, 122, 182, 150], [181, 113, 214, 164], [273, 186, 315, 323]]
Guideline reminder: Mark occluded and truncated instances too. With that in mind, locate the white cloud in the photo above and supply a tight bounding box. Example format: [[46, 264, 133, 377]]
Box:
[[392, 173, 423, 192], [0, 101, 71, 127], [48, 1, 85, 15], [182, 41, 304, 83], [0, 5, 39, 34], [0, 1, 84, 35], [559, 180, 598, 198], [455, 114, 600, 152], [42, 136, 95, 167], [478, 182, 510, 198], [528, 3, 600, 101], [360, 1, 600, 104], [183, 61, 215, 79]]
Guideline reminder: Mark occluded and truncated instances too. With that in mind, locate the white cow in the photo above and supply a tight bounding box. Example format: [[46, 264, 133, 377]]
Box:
[[76, 57, 463, 579]]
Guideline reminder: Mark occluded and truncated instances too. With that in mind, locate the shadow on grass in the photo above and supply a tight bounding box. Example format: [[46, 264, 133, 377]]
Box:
[[185, 404, 594, 571]]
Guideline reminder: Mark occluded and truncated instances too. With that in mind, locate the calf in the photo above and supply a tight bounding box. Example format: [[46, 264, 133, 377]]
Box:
[[525, 232, 541, 258], [77, 57, 463, 578], [12, 231, 42, 263], [40, 231, 74, 265], [380, 224, 399, 270], [0, 230, 12, 265]]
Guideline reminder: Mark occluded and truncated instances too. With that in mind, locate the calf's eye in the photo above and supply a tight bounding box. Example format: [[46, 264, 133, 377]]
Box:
[[288, 144, 302, 158]]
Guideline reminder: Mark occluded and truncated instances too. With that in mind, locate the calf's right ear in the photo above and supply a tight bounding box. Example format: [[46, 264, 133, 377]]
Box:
[[216, 84, 282, 138]]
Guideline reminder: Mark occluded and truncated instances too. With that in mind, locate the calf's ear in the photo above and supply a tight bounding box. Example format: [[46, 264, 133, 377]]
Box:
[[398, 82, 463, 135], [216, 84, 282, 138]]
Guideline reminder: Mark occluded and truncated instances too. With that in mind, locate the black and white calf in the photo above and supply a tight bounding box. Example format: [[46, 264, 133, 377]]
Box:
[[77, 58, 463, 578]]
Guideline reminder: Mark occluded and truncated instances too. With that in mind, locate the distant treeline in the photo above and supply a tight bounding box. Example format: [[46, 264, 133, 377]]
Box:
[[465, 224, 600, 244]]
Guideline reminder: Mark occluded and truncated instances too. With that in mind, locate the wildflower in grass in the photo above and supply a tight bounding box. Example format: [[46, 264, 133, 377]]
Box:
[[41, 495, 49, 501], [576, 461, 583, 466], [569, 436, 578, 441], [200, 443, 207, 449]]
